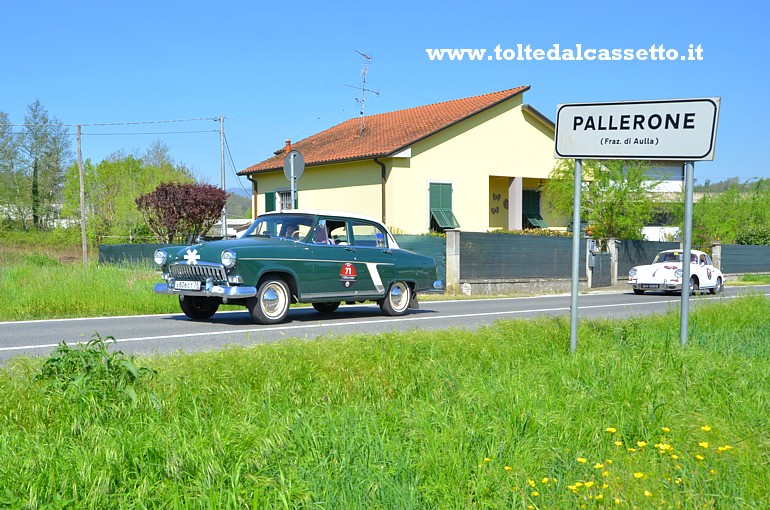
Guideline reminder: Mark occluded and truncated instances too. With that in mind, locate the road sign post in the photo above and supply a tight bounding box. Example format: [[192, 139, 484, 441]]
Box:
[[283, 150, 305, 210], [554, 98, 720, 351]]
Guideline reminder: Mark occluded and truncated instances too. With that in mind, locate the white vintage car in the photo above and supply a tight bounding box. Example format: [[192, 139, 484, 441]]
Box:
[[628, 249, 724, 295]]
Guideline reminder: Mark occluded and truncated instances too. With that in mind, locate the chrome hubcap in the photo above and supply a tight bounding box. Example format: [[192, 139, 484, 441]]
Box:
[[261, 284, 285, 317], [390, 283, 408, 311]]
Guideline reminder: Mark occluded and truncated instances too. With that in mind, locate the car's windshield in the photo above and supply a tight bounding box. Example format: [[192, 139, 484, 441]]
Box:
[[241, 214, 316, 241], [653, 251, 697, 264]]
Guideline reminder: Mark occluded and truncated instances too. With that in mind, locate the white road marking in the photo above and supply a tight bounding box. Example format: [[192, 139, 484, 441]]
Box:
[[5, 292, 766, 353]]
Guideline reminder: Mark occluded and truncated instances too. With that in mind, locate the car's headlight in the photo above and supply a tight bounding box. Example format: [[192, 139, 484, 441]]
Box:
[[221, 249, 237, 269], [675, 269, 683, 278], [153, 249, 168, 266], [629, 268, 637, 278]]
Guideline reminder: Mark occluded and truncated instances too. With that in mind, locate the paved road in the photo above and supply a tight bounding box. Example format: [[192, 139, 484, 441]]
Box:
[[1, 285, 768, 362]]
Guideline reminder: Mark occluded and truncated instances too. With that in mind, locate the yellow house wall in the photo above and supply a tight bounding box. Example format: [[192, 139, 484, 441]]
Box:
[[385, 99, 557, 233], [251, 160, 382, 218]]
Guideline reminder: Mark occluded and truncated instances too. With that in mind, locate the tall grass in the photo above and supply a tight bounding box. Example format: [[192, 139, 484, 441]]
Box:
[[1, 295, 768, 508], [0, 255, 180, 320]]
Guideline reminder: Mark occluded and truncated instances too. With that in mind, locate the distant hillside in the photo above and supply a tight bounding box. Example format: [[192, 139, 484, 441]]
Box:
[[227, 187, 251, 198], [226, 191, 251, 218]]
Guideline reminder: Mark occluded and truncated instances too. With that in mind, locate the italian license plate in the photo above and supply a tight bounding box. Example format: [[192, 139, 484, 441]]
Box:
[[174, 280, 201, 291], [640, 284, 660, 289]]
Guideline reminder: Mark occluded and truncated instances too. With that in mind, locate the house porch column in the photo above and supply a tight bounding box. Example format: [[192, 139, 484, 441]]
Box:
[[508, 177, 523, 230]]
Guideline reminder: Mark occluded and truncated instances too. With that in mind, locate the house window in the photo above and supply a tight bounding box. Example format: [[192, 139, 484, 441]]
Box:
[[429, 183, 460, 232], [522, 189, 547, 229], [277, 190, 294, 211]]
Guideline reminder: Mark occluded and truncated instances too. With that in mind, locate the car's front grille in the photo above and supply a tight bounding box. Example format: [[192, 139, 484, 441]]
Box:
[[170, 262, 227, 282]]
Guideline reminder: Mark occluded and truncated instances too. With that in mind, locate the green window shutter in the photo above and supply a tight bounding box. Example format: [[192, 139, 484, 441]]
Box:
[[430, 209, 460, 229], [265, 192, 276, 212], [429, 183, 459, 229]]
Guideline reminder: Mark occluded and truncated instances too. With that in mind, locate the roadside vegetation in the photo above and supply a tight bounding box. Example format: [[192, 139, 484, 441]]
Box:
[[1, 295, 768, 507]]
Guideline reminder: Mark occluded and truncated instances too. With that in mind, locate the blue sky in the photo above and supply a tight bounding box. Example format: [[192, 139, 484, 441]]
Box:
[[4, 0, 768, 190]]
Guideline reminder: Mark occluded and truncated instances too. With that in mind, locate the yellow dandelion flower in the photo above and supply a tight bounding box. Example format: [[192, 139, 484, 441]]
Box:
[[675, 478, 682, 484], [568, 484, 578, 492], [594, 463, 604, 469], [541, 477, 550, 484], [658, 443, 673, 451], [528, 479, 536, 487], [602, 471, 610, 477], [710, 469, 716, 475], [504, 466, 512, 471], [614, 498, 621, 505], [671, 454, 679, 460], [628, 447, 637, 453], [584, 481, 595, 488], [531, 491, 539, 497], [575, 481, 584, 487], [484, 457, 491, 463], [633, 472, 645, 479], [699, 442, 709, 448], [602, 483, 609, 489], [605, 459, 613, 464], [661, 426, 670, 433], [637, 441, 647, 448], [675, 464, 682, 469], [717, 445, 733, 453], [596, 493, 604, 501], [701, 425, 712, 432], [605, 427, 617, 433], [577, 457, 587, 463], [695, 454, 705, 461], [614, 441, 623, 447], [528, 506, 534, 510], [644, 490, 653, 497]]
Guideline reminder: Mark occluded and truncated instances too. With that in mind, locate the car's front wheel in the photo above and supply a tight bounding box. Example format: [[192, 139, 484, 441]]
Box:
[[379, 281, 411, 316], [312, 302, 340, 314], [179, 295, 220, 320], [248, 278, 291, 324], [709, 277, 723, 295]]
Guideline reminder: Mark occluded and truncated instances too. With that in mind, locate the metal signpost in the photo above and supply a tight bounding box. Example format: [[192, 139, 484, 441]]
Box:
[[555, 98, 720, 351], [283, 150, 305, 209]]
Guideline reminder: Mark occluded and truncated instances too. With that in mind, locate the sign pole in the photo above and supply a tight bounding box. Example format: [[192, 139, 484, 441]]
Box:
[[570, 158, 582, 353], [283, 150, 305, 210], [679, 160, 695, 346], [290, 153, 296, 209]]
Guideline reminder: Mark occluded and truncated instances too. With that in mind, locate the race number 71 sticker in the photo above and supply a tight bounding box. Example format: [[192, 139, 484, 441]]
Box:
[[340, 263, 357, 288]]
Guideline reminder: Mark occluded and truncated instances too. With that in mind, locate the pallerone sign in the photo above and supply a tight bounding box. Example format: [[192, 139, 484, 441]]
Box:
[[555, 98, 720, 161]]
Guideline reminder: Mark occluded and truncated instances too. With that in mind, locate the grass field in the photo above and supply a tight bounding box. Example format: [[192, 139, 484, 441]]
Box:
[[1, 294, 769, 508]]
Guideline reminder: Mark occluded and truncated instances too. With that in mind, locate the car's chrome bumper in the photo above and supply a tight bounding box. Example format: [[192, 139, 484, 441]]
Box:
[[153, 281, 257, 299], [628, 281, 682, 291]]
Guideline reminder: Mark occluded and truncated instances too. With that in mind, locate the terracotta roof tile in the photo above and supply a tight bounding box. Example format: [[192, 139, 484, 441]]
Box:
[[239, 86, 530, 175]]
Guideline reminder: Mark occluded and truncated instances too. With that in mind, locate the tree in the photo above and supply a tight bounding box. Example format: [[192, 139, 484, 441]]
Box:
[[19, 101, 72, 229], [685, 178, 770, 247], [541, 159, 661, 245], [61, 143, 195, 242], [136, 182, 227, 243], [0, 112, 23, 224]]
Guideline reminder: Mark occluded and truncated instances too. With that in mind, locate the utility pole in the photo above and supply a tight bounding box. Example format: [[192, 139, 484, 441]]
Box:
[[77, 125, 88, 265], [220, 115, 227, 237]]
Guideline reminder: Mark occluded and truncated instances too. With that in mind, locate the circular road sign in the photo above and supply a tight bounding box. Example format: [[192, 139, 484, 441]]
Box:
[[283, 150, 305, 181]]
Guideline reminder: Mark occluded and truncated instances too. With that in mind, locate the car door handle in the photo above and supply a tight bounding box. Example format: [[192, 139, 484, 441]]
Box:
[[345, 247, 356, 252], [381, 249, 392, 255]]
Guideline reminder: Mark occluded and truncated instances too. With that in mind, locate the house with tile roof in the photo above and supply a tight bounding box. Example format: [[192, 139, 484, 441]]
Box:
[[238, 86, 559, 234]]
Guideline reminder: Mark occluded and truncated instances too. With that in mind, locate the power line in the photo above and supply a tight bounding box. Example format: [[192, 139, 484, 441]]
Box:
[[7, 117, 219, 128]]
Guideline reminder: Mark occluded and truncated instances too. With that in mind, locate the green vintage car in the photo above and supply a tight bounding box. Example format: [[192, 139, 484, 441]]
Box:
[[153, 210, 442, 324]]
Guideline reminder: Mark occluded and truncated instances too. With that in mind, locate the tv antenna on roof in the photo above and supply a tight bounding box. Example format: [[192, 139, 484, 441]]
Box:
[[346, 49, 380, 135]]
